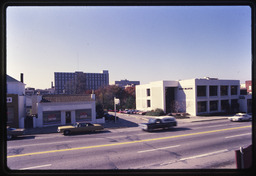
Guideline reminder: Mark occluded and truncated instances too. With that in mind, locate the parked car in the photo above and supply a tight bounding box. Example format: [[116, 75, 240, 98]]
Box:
[[137, 111, 147, 115], [139, 116, 177, 132], [228, 113, 252, 122], [123, 109, 132, 114], [7, 126, 25, 140], [57, 122, 104, 135]]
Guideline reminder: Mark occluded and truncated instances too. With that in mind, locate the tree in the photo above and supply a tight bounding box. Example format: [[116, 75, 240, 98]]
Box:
[[96, 103, 104, 119], [94, 85, 136, 111], [75, 73, 87, 94], [170, 101, 186, 113]]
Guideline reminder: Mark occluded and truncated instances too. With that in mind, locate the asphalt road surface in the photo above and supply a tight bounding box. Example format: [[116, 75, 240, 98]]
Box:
[[6, 119, 251, 170]]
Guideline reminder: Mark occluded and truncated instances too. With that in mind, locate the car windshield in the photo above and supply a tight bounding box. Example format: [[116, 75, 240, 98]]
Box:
[[163, 118, 174, 122], [148, 119, 156, 124]]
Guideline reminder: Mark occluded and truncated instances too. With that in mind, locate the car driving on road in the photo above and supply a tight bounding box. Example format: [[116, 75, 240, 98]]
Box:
[[139, 116, 177, 132], [57, 122, 104, 135], [228, 113, 252, 122]]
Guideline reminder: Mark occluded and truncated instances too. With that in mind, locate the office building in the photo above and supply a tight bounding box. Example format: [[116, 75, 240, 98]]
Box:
[[136, 77, 251, 116], [54, 70, 109, 94]]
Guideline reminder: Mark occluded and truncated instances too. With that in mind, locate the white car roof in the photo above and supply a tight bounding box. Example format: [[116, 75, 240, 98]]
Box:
[[235, 113, 247, 115], [151, 116, 176, 119]]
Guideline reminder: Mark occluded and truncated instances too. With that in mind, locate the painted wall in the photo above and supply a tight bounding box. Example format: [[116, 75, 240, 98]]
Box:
[[177, 79, 196, 116], [7, 82, 25, 95], [36, 101, 96, 127]]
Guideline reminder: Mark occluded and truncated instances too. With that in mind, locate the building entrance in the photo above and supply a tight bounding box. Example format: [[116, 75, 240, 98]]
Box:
[[66, 111, 71, 124], [165, 87, 175, 113]]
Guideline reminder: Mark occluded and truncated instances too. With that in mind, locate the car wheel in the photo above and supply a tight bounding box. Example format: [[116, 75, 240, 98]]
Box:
[[63, 130, 71, 135], [7, 134, 13, 140]]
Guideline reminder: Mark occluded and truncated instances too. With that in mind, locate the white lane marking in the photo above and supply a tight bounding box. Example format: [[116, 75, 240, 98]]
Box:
[[225, 133, 251, 139], [179, 149, 229, 161], [19, 164, 52, 170], [137, 145, 180, 153], [8, 141, 74, 149]]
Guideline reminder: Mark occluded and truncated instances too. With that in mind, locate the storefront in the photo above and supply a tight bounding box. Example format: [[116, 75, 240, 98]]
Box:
[[34, 94, 96, 127]]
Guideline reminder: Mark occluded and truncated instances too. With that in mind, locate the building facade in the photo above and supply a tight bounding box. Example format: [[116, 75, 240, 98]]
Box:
[[115, 79, 140, 88], [33, 94, 98, 127], [54, 70, 109, 94], [245, 80, 252, 94], [136, 78, 250, 116], [6, 75, 26, 128]]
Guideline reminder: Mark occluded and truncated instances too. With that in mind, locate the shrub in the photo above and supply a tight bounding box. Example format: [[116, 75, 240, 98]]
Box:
[[146, 108, 165, 116]]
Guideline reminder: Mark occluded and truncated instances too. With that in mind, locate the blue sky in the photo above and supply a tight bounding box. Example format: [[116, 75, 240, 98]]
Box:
[[7, 6, 251, 89]]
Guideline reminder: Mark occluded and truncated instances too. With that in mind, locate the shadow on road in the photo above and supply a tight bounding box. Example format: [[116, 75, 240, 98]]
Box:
[[8, 135, 36, 140], [64, 130, 112, 136], [103, 117, 139, 129], [144, 127, 191, 133]]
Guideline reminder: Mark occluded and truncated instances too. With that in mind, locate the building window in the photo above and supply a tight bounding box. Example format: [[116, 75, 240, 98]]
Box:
[[147, 89, 150, 96], [197, 86, 206, 97], [231, 99, 239, 112], [75, 109, 92, 122], [210, 101, 218, 111], [147, 100, 151, 107], [221, 100, 229, 111], [231, 86, 238, 95], [209, 86, 218, 96], [43, 111, 61, 125], [197, 101, 207, 113], [221, 86, 228, 96]]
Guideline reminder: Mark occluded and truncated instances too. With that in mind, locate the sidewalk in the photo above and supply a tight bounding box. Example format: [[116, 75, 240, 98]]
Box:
[[124, 113, 230, 124], [24, 114, 230, 135]]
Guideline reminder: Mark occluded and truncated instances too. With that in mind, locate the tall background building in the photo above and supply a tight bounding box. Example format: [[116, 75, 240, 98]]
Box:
[[54, 70, 109, 94]]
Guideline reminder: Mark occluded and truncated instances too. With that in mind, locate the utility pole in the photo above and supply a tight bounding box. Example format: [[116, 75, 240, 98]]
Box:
[[114, 97, 120, 123]]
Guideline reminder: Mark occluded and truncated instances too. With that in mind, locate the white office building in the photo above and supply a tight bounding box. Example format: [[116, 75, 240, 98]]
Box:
[[135, 77, 249, 116]]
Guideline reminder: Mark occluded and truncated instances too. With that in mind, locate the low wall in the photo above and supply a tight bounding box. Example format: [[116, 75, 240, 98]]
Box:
[[95, 117, 105, 124]]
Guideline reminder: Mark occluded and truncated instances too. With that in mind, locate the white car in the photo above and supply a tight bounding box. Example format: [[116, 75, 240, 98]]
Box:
[[228, 113, 252, 122]]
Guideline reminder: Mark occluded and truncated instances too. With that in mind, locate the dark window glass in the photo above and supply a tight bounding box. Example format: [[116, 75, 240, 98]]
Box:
[[43, 111, 61, 125], [221, 100, 229, 111], [231, 86, 238, 95], [147, 89, 150, 96], [197, 86, 206, 97], [209, 86, 218, 96], [221, 86, 228, 96], [210, 101, 218, 111], [197, 101, 207, 113], [147, 100, 151, 107], [75, 109, 92, 122]]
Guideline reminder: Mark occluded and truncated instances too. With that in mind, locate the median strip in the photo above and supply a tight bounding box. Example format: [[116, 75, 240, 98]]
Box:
[[7, 125, 250, 158]]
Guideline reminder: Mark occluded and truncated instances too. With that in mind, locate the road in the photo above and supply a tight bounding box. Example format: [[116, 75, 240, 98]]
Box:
[[7, 118, 251, 170]]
